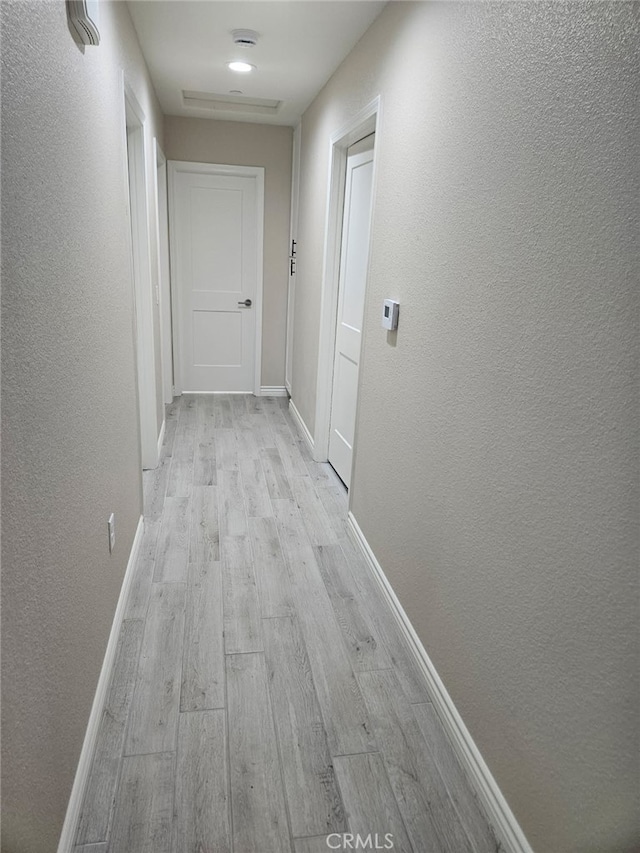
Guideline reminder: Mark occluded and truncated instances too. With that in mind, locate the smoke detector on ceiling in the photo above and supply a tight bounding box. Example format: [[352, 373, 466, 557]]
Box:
[[231, 29, 259, 48]]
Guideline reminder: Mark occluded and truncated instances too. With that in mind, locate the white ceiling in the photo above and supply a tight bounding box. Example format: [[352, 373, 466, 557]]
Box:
[[127, 1, 387, 127]]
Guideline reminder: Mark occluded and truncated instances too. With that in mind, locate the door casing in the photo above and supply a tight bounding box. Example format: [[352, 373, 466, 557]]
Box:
[[168, 160, 265, 396], [123, 77, 159, 470], [153, 141, 173, 405]]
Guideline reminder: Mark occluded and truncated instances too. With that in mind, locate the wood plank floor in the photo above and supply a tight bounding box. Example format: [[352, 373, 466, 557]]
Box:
[[76, 394, 500, 853]]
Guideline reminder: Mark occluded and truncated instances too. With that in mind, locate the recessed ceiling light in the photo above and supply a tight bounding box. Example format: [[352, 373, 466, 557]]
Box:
[[228, 61, 255, 73]]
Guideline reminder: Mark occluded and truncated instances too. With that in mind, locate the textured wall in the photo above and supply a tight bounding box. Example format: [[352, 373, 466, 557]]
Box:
[[164, 116, 293, 388], [292, 3, 639, 851], [1, 2, 164, 851]]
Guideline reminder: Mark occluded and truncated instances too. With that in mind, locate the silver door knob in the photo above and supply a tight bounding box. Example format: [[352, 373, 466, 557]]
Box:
[[238, 298, 252, 307]]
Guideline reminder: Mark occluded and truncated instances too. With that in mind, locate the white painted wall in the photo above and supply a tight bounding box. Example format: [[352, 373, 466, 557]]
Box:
[[285, 122, 301, 394], [1, 2, 164, 850], [291, 3, 639, 851]]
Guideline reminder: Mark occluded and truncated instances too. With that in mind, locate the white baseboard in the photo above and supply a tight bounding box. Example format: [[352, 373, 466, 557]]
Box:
[[346, 512, 534, 853], [260, 385, 288, 397], [57, 514, 145, 853], [289, 398, 314, 453], [156, 419, 165, 458]]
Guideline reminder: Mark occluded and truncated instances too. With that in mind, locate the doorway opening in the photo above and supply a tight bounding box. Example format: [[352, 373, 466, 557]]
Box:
[[124, 80, 159, 470], [327, 133, 375, 489], [314, 97, 380, 491]]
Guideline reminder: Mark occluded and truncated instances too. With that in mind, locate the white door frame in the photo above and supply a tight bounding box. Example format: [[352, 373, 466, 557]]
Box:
[[153, 140, 173, 404], [123, 78, 159, 470], [313, 96, 381, 465], [168, 160, 265, 396], [285, 122, 301, 394]]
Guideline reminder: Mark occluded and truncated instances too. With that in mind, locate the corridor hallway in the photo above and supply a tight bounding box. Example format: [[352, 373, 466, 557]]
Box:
[[75, 394, 499, 853]]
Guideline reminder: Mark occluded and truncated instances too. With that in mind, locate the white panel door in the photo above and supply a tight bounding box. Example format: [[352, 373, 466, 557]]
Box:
[[170, 164, 261, 393], [328, 140, 374, 488]]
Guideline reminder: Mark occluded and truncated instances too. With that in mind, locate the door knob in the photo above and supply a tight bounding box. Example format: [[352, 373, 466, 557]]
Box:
[[238, 298, 252, 307]]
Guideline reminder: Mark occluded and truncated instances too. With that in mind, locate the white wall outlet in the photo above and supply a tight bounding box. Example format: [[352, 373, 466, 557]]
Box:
[[107, 513, 116, 553]]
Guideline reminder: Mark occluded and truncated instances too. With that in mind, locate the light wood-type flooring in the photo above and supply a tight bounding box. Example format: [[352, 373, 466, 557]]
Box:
[[76, 394, 500, 853]]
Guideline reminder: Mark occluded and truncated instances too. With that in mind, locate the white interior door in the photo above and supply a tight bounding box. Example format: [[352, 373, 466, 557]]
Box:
[[169, 162, 263, 393], [328, 137, 374, 488]]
